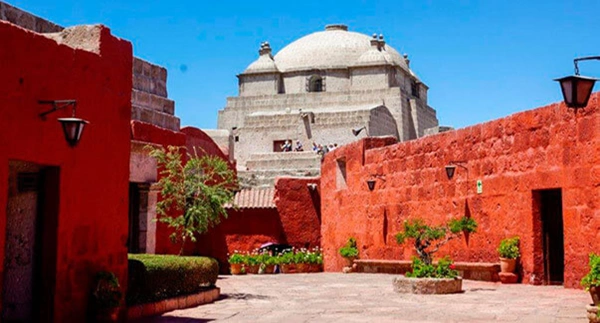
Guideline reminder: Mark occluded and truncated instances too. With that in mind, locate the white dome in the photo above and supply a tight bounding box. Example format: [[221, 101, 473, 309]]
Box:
[[273, 25, 408, 73], [243, 55, 279, 74]]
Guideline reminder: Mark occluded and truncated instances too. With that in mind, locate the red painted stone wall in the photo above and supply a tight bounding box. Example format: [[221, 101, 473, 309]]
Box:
[[195, 208, 284, 273], [321, 93, 600, 288], [0, 22, 132, 321], [194, 177, 321, 273], [274, 177, 321, 249]]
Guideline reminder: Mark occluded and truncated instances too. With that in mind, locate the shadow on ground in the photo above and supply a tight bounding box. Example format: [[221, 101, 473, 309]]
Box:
[[219, 293, 272, 300]]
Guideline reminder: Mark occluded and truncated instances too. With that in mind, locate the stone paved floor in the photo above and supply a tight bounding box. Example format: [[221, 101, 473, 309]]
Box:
[[139, 273, 590, 322]]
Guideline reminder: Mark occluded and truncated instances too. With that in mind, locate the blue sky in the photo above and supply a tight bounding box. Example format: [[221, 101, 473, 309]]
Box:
[[10, 0, 600, 129]]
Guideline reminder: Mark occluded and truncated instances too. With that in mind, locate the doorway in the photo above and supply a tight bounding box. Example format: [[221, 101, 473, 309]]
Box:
[[3, 161, 59, 322], [536, 189, 564, 285]]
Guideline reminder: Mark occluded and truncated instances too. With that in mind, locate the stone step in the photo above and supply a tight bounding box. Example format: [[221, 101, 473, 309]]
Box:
[[132, 89, 175, 115]]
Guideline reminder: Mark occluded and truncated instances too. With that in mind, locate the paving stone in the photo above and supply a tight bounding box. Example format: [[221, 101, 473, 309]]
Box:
[[138, 273, 590, 322]]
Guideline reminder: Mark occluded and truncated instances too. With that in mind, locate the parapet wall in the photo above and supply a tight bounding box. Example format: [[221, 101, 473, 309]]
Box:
[[0, 1, 62, 33], [321, 93, 600, 288]]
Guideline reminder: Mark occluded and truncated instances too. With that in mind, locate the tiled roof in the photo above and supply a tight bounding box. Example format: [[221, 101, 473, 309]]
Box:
[[226, 187, 276, 209]]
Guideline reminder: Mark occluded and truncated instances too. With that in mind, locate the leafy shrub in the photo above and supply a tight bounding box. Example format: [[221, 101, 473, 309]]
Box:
[[581, 253, 600, 291], [228, 252, 244, 264], [395, 217, 477, 265], [339, 237, 359, 259], [498, 237, 520, 259], [127, 254, 219, 305], [92, 271, 122, 310], [406, 256, 458, 279]]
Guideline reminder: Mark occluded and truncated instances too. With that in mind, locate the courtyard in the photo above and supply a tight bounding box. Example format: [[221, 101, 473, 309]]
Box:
[[140, 273, 590, 322]]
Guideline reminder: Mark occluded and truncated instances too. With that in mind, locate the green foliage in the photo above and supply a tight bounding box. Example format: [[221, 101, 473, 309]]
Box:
[[405, 256, 459, 279], [339, 237, 359, 259], [449, 216, 478, 234], [497, 237, 520, 259], [148, 145, 238, 254], [228, 252, 245, 264], [127, 254, 219, 305], [395, 217, 477, 265], [581, 253, 600, 291], [92, 271, 122, 310]]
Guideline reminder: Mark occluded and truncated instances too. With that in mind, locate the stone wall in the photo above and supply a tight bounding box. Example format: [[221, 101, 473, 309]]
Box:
[[239, 73, 279, 96], [0, 21, 132, 321], [350, 66, 390, 90], [0, 1, 62, 33], [320, 93, 600, 288]]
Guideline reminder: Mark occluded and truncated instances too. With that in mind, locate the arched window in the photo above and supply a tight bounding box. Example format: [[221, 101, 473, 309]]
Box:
[[308, 75, 324, 92]]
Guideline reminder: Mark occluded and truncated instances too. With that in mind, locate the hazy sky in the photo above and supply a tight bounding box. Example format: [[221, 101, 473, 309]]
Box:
[[10, 0, 600, 130]]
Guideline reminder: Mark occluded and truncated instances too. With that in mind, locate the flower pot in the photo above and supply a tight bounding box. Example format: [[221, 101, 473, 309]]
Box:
[[230, 263, 244, 275], [308, 264, 320, 273], [246, 265, 260, 274], [499, 258, 516, 273], [296, 263, 308, 273], [264, 264, 275, 274], [280, 264, 296, 274], [94, 307, 119, 322], [590, 286, 600, 306]]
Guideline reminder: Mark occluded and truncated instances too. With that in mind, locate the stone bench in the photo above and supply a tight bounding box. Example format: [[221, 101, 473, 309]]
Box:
[[354, 259, 500, 282]]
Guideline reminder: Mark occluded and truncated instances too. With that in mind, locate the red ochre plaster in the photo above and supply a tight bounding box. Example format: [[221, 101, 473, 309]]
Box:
[[0, 21, 132, 321], [320, 93, 600, 288]]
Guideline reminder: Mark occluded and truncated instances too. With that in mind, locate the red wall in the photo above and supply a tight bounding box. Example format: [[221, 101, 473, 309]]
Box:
[[321, 93, 600, 288], [0, 22, 132, 321], [274, 177, 321, 249], [195, 177, 321, 273], [195, 208, 284, 273]]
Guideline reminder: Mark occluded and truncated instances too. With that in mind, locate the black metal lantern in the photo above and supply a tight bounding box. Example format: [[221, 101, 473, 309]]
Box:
[[445, 165, 456, 180], [58, 117, 89, 147], [555, 75, 597, 109], [39, 100, 89, 147], [555, 56, 600, 109], [366, 179, 376, 191]]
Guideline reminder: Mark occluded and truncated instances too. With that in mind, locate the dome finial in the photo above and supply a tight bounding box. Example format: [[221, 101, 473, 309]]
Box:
[[325, 24, 348, 31], [259, 41, 272, 57]]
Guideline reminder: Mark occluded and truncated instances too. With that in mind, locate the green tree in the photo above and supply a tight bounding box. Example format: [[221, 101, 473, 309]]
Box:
[[395, 217, 477, 265], [148, 145, 238, 254]]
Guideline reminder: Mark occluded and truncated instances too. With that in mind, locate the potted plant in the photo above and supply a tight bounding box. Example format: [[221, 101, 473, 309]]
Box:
[[257, 251, 275, 274], [498, 237, 520, 273], [92, 271, 122, 322], [582, 253, 600, 305], [393, 216, 477, 294], [295, 249, 309, 273], [339, 237, 359, 269], [245, 252, 260, 274], [279, 251, 296, 273], [228, 252, 245, 275]]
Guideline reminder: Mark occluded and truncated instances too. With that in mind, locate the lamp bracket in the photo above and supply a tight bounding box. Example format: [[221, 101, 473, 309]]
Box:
[[574, 56, 600, 76], [39, 100, 77, 119], [448, 160, 468, 170]]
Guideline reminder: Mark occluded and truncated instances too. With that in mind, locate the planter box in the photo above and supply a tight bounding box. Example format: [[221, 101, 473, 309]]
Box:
[[393, 276, 463, 294]]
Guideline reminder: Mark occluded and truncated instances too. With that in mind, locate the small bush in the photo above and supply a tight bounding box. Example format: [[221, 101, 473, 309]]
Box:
[[406, 256, 458, 279], [498, 237, 520, 259], [581, 253, 600, 291], [127, 254, 219, 305], [339, 237, 359, 259]]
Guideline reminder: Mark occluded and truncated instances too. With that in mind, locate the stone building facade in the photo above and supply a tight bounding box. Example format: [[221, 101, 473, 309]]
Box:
[[217, 24, 439, 185]]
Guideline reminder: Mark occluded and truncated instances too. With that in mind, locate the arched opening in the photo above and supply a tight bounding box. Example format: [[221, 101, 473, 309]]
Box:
[[308, 75, 323, 92]]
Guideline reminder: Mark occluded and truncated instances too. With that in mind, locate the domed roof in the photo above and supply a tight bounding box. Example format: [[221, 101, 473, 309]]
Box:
[[242, 42, 280, 74], [273, 24, 408, 73]]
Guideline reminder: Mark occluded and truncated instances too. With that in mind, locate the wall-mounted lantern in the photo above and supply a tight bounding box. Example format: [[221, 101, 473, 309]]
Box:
[[445, 160, 468, 180], [352, 126, 367, 136], [366, 179, 376, 191], [307, 183, 318, 191], [555, 56, 600, 109], [39, 100, 89, 147]]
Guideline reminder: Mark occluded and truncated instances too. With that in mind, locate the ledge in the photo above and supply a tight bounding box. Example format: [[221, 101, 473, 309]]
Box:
[[127, 287, 220, 320], [354, 259, 500, 282]]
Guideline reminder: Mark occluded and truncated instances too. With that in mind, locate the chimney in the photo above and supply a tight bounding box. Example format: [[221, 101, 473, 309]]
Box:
[[370, 34, 379, 49], [378, 34, 386, 50], [403, 53, 410, 68]]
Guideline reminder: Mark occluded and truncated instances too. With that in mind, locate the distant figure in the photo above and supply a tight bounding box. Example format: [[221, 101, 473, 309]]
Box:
[[312, 142, 318, 152], [281, 140, 292, 152], [295, 140, 304, 151], [328, 144, 335, 151]]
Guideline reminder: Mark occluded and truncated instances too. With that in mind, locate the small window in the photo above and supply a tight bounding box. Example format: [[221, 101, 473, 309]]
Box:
[[411, 80, 420, 98], [308, 75, 323, 92], [336, 158, 347, 190], [234, 136, 239, 142]]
